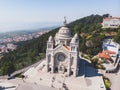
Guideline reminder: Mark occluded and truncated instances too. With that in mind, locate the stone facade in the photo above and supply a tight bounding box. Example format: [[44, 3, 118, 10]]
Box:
[[46, 18, 79, 77]]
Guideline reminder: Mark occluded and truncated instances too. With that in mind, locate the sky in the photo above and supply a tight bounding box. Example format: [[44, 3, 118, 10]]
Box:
[[0, 0, 120, 33]]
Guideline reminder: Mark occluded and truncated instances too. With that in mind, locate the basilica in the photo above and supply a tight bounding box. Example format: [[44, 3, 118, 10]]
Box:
[[22, 18, 106, 90], [46, 17, 80, 77]]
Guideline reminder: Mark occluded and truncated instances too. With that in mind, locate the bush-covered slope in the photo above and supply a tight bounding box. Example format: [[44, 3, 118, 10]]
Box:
[[0, 28, 58, 75], [0, 14, 112, 75]]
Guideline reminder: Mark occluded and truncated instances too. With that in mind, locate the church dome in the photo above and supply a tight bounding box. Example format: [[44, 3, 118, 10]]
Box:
[[57, 26, 72, 38], [55, 17, 72, 39]]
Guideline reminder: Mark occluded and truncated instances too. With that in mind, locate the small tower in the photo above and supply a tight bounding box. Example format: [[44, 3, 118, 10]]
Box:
[[70, 33, 79, 52], [70, 33, 79, 76], [46, 36, 54, 73], [47, 35, 54, 50]]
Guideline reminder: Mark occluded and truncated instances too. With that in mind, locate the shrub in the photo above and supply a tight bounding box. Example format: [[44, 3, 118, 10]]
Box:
[[103, 76, 111, 90]]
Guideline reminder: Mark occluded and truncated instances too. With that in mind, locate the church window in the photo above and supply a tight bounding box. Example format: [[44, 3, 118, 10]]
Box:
[[70, 71, 73, 75], [71, 57, 74, 66], [76, 39, 79, 43], [77, 48, 78, 51], [60, 41, 65, 44], [59, 66, 62, 71], [48, 55, 51, 63], [55, 67, 58, 73], [71, 46, 75, 51], [48, 68, 51, 72], [65, 68, 67, 72], [48, 44, 52, 48], [57, 53, 66, 61]]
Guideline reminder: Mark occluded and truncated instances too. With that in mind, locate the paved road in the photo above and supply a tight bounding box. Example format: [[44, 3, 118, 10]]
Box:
[[100, 68, 120, 90], [0, 58, 45, 79], [105, 71, 120, 90], [1, 78, 57, 90]]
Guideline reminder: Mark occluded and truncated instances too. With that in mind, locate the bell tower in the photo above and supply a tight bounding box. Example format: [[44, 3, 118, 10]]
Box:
[[70, 33, 79, 76], [46, 36, 54, 73]]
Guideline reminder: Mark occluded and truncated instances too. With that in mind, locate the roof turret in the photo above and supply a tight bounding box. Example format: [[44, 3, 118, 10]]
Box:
[[70, 33, 79, 43], [48, 35, 53, 42]]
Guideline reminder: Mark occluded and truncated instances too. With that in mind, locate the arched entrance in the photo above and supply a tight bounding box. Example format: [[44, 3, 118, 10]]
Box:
[[54, 67, 58, 73], [58, 65, 66, 74], [70, 71, 73, 75], [65, 68, 67, 72], [48, 68, 51, 72]]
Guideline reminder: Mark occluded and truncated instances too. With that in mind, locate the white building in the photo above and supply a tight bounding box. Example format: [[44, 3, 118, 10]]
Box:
[[46, 18, 80, 77], [102, 39, 119, 54], [102, 16, 120, 28]]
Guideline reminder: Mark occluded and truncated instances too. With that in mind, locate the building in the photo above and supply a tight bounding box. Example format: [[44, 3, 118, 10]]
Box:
[[22, 18, 106, 90], [46, 17, 79, 77], [98, 39, 120, 73], [102, 16, 120, 28], [0, 45, 8, 54], [7, 43, 17, 51], [98, 39, 119, 60], [102, 39, 119, 54]]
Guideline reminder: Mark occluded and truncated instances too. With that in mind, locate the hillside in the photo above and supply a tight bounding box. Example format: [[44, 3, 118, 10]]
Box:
[[0, 14, 117, 75]]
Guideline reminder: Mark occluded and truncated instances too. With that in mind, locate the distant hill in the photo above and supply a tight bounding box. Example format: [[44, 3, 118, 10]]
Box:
[[0, 14, 118, 75]]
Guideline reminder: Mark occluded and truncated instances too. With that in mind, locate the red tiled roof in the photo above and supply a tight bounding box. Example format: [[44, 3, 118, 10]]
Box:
[[104, 17, 120, 20], [103, 50, 116, 54], [104, 18, 111, 20], [64, 45, 70, 51], [98, 50, 116, 60], [98, 52, 111, 59]]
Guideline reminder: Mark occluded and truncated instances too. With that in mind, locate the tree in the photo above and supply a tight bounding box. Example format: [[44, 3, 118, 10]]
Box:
[[0, 61, 15, 76], [114, 27, 120, 43], [103, 14, 110, 18], [74, 25, 80, 34]]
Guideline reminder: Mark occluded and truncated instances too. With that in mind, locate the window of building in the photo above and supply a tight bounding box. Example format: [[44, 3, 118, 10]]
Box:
[[65, 68, 67, 72], [71, 46, 75, 51], [55, 67, 58, 73], [60, 41, 65, 44], [59, 66, 62, 71], [71, 57, 74, 66], [48, 44, 51, 48], [104, 24, 108, 26], [70, 71, 73, 75], [48, 54, 51, 63], [48, 68, 51, 72]]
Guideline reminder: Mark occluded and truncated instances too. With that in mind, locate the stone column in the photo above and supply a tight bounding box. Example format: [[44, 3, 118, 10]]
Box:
[[51, 54, 54, 73], [67, 54, 71, 76], [46, 53, 49, 72], [73, 57, 77, 77]]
